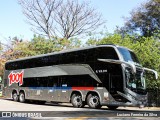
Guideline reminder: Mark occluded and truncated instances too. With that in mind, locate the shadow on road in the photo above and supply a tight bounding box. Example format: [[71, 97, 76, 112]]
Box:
[[4, 98, 153, 112]]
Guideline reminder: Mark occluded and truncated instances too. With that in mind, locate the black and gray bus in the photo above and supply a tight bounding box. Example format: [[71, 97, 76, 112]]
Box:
[[3, 44, 158, 109]]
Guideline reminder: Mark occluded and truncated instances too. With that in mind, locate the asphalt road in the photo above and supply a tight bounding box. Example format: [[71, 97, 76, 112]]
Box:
[[0, 99, 160, 120]]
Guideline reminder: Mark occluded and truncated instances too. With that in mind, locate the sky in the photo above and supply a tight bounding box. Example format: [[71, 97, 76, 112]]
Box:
[[0, 0, 147, 43]]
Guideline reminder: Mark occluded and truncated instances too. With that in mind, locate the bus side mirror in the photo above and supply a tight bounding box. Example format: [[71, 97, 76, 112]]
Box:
[[97, 59, 136, 74], [143, 67, 158, 79]]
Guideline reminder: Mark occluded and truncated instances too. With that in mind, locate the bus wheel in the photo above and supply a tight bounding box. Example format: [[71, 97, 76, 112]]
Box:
[[87, 94, 101, 109], [12, 92, 18, 101], [19, 92, 25, 103], [107, 106, 118, 110], [71, 93, 84, 108]]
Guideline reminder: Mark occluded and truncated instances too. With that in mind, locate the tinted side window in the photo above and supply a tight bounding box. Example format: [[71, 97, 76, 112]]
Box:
[[75, 51, 86, 63], [5, 63, 10, 70], [96, 47, 119, 60], [41, 55, 59, 67], [5, 62, 20, 70], [23, 59, 33, 69], [47, 76, 59, 87], [22, 77, 56, 87], [59, 52, 75, 64], [59, 54, 66, 64], [39, 56, 49, 66], [86, 49, 95, 62]]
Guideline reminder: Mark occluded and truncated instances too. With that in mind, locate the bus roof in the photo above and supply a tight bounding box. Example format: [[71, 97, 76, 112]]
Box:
[[5, 44, 129, 63]]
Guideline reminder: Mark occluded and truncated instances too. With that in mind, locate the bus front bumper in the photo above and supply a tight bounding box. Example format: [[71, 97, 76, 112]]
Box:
[[101, 90, 148, 108], [101, 100, 148, 108]]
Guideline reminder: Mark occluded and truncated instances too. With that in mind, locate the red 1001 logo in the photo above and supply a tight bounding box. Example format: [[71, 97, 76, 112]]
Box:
[[8, 71, 24, 86]]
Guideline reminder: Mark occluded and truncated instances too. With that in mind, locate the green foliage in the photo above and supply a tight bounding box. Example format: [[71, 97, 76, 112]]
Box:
[[29, 35, 56, 55], [86, 33, 160, 89], [132, 38, 160, 89], [13, 40, 35, 57], [120, 0, 160, 38], [28, 36, 80, 55], [2, 35, 82, 58]]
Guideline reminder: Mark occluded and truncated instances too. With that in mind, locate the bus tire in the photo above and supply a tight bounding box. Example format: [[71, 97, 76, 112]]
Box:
[[107, 106, 118, 110], [12, 92, 18, 102], [87, 93, 101, 109], [19, 92, 25, 103], [71, 93, 84, 108]]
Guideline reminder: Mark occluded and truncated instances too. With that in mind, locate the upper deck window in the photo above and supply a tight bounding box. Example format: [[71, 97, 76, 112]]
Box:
[[118, 47, 140, 65], [96, 47, 119, 60]]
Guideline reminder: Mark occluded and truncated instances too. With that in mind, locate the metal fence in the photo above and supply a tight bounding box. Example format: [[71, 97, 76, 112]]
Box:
[[147, 89, 160, 107]]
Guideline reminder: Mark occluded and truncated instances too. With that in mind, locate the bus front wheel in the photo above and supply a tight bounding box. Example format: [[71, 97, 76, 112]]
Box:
[[87, 94, 101, 109], [71, 93, 84, 108], [19, 92, 25, 103]]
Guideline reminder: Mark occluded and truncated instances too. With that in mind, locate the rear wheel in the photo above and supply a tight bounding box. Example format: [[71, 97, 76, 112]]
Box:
[[71, 93, 84, 108], [107, 106, 118, 110], [12, 92, 18, 102], [87, 94, 101, 109], [19, 92, 25, 103]]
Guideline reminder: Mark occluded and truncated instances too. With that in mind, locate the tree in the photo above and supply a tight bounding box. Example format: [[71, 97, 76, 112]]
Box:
[[29, 35, 81, 53], [120, 0, 160, 38], [19, 0, 62, 39], [19, 0, 104, 39]]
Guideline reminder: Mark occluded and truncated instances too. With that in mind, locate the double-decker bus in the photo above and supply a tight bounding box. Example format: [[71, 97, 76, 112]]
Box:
[[3, 44, 158, 109]]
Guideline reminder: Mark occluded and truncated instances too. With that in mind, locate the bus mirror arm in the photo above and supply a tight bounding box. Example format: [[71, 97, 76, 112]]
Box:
[[143, 67, 158, 79], [97, 59, 136, 74]]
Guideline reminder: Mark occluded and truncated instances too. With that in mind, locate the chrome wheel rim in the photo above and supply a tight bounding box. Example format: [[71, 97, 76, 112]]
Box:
[[89, 96, 99, 107], [73, 96, 82, 106], [20, 94, 24, 102]]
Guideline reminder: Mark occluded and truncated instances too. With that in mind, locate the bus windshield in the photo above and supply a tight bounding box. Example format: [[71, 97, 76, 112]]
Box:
[[118, 47, 140, 66], [125, 67, 146, 90], [118, 47, 146, 92]]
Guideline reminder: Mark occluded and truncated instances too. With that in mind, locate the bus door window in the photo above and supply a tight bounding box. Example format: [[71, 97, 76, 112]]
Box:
[[106, 64, 123, 94]]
